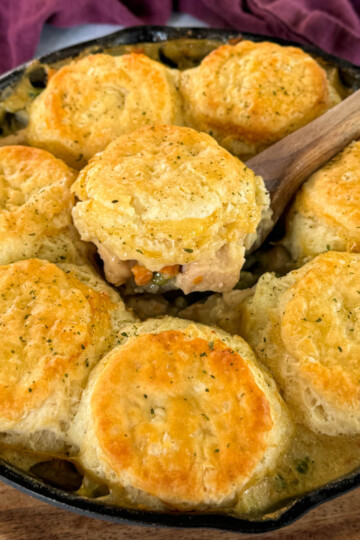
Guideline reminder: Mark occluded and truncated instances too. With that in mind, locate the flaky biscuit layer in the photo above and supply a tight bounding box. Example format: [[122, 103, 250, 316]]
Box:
[[27, 53, 182, 168], [0, 259, 133, 451], [238, 252, 360, 435], [69, 317, 291, 508], [0, 145, 89, 265], [283, 140, 360, 262], [181, 41, 339, 158]]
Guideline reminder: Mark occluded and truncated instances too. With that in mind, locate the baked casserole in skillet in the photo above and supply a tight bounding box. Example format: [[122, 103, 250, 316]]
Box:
[[0, 26, 360, 533]]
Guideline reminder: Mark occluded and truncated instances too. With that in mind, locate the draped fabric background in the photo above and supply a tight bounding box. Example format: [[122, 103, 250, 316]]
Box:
[[1, 0, 360, 74]]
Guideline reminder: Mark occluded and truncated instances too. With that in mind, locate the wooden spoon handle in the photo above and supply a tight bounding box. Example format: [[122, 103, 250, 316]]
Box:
[[246, 88, 360, 236]]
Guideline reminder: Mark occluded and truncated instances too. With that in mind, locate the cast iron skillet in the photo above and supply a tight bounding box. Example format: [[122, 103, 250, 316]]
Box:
[[1, 25, 360, 534]]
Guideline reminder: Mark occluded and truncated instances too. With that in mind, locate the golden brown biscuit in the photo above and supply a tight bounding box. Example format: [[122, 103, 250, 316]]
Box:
[[282, 140, 360, 263], [0, 258, 134, 452], [236, 251, 360, 435], [181, 41, 340, 159], [0, 145, 89, 265], [27, 53, 182, 169], [69, 317, 291, 509], [72, 125, 270, 294]]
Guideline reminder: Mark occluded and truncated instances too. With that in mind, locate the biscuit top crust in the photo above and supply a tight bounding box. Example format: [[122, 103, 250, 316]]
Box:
[[0, 259, 117, 422], [281, 251, 360, 411], [91, 330, 273, 505], [27, 53, 181, 168], [293, 141, 360, 248], [181, 41, 332, 143], [72, 125, 264, 270], [0, 145, 76, 238]]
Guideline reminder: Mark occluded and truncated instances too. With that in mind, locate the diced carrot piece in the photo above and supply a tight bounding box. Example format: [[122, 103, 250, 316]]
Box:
[[193, 276, 203, 285], [131, 264, 153, 286], [160, 264, 180, 277]]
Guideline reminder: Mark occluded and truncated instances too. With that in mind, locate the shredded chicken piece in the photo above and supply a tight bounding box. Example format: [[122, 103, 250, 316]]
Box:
[[131, 264, 153, 286], [96, 243, 132, 286]]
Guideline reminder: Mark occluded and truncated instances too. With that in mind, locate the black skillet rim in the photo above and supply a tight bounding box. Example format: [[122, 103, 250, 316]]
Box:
[[1, 25, 360, 534]]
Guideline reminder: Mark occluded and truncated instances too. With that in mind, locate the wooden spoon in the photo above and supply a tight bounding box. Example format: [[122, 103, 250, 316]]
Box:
[[246, 88, 360, 248]]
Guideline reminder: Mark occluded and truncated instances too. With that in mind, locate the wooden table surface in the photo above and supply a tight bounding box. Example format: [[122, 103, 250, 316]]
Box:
[[1, 481, 360, 539]]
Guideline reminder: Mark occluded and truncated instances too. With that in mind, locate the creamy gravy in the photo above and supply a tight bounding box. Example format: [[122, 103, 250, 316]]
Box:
[[1, 422, 360, 520]]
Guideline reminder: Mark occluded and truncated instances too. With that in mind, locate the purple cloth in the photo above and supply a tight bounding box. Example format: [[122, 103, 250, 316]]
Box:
[[181, 0, 360, 64], [0, 0, 360, 74]]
